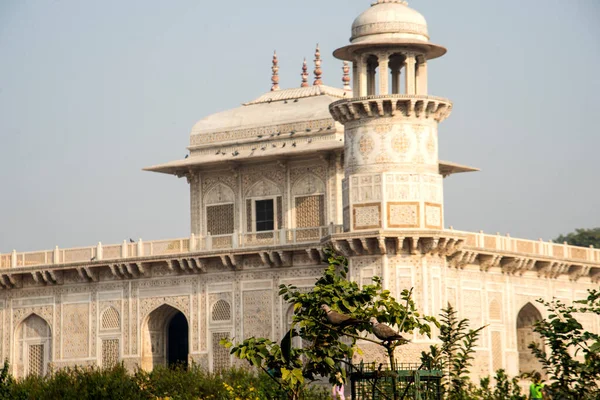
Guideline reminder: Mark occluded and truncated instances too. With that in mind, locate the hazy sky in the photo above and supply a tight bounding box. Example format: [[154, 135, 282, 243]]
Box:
[[0, 0, 599, 253]]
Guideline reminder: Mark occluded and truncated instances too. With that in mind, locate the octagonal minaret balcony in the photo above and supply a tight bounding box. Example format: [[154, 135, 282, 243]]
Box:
[[329, 94, 452, 125]]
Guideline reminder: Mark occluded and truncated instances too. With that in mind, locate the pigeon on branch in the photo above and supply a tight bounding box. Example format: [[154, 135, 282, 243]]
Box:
[[321, 304, 363, 328], [370, 317, 410, 344]]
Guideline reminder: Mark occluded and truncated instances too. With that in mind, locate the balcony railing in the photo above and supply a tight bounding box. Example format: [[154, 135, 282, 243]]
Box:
[[456, 229, 600, 263], [0, 225, 344, 269]]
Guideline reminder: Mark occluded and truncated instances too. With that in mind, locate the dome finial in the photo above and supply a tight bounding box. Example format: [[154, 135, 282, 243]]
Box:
[[342, 61, 351, 91], [301, 59, 309, 88], [271, 51, 280, 92], [313, 44, 323, 86]]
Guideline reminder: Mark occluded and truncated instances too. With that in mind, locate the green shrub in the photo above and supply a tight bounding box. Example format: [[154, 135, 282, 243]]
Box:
[[0, 361, 327, 400]]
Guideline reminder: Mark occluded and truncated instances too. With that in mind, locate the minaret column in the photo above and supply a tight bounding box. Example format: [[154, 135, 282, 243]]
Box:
[[352, 62, 359, 94], [357, 55, 368, 97], [404, 53, 416, 95], [367, 60, 377, 95], [416, 56, 428, 95], [378, 52, 390, 95], [390, 59, 402, 94]]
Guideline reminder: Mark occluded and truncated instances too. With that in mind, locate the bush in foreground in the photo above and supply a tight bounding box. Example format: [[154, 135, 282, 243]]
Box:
[[0, 362, 328, 400]]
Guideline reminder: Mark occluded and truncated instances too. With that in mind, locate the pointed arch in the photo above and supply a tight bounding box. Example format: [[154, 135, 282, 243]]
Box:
[[204, 183, 235, 205], [245, 178, 281, 198], [517, 302, 544, 374], [141, 304, 189, 371], [291, 173, 325, 196], [14, 313, 51, 378], [100, 306, 121, 331]]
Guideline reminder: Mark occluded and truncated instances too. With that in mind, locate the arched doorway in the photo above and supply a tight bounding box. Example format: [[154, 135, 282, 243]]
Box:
[[14, 314, 52, 378], [167, 312, 188, 367], [517, 303, 544, 374], [141, 304, 189, 371]]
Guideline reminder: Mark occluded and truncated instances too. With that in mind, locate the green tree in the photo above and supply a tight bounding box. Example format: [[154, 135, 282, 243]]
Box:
[[223, 251, 438, 400], [420, 304, 485, 400], [529, 290, 600, 399], [554, 227, 600, 248]]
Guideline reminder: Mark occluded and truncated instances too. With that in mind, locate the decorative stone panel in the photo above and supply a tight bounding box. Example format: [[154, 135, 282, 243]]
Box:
[[491, 331, 503, 371], [353, 203, 381, 230], [62, 303, 90, 359], [424, 203, 442, 229], [388, 202, 419, 228], [242, 290, 272, 340]]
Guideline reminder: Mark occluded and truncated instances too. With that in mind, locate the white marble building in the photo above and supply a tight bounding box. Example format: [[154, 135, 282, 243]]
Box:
[[1, 0, 598, 380]]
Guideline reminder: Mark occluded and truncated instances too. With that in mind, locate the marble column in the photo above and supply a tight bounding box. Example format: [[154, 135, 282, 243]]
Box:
[[378, 53, 389, 96], [404, 54, 416, 95]]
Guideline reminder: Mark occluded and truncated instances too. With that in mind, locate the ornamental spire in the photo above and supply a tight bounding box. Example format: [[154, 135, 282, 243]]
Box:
[[342, 61, 351, 91], [313, 44, 323, 86], [301, 58, 309, 88], [271, 51, 280, 92]]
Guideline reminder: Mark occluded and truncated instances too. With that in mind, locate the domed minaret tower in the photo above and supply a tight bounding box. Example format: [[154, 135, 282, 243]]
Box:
[[330, 0, 451, 234]]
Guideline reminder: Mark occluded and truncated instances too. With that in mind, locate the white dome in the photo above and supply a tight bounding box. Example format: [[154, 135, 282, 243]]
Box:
[[351, 0, 429, 45]]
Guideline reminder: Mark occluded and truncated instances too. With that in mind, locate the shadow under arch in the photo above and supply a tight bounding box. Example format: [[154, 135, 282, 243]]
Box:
[[141, 304, 189, 371], [517, 302, 544, 374]]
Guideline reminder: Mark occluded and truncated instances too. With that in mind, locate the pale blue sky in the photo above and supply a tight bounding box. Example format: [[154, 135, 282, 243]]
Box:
[[0, 0, 598, 252]]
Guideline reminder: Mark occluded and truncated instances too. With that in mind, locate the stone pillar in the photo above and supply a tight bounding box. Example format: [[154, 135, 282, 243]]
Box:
[[378, 53, 389, 96], [352, 62, 359, 94], [404, 54, 416, 95], [367, 62, 377, 96], [391, 63, 401, 94], [358, 56, 368, 97], [416, 56, 428, 95]]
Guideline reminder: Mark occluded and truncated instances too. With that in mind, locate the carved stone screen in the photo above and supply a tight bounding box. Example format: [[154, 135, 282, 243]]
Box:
[[101, 307, 120, 330], [28, 344, 44, 377], [211, 300, 231, 322], [295, 195, 324, 241], [101, 339, 119, 368], [212, 332, 230, 372], [206, 204, 234, 235]]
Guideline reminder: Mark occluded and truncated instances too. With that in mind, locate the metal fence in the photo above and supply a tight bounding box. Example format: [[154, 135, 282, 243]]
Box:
[[350, 362, 442, 400]]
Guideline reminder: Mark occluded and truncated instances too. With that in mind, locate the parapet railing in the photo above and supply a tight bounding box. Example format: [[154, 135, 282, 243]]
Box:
[[0, 225, 344, 269], [455, 229, 600, 263], [2, 226, 598, 270]]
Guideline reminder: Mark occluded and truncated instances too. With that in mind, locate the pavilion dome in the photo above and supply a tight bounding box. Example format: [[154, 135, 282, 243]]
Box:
[[350, 0, 429, 45]]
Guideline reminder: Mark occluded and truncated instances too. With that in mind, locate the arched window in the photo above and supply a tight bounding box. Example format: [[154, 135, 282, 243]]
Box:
[[517, 303, 544, 374], [14, 314, 51, 377], [101, 307, 120, 331], [212, 300, 231, 322], [292, 174, 326, 241]]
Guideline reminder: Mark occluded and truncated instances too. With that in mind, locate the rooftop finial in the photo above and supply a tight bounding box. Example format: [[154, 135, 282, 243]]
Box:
[[342, 61, 351, 91], [271, 51, 280, 92], [301, 58, 309, 88], [313, 44, 323, 86]]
